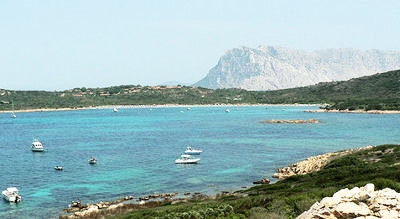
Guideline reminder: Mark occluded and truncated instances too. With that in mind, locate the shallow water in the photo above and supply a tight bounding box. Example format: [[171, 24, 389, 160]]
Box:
[[0, 105, 399, 218]]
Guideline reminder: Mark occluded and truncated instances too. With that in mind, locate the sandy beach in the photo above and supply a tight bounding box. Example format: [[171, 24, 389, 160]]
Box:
[[1, 103, 320, 114], [3, 104, 400, 114]]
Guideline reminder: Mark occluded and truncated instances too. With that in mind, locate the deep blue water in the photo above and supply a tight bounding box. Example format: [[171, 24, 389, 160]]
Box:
[[0, 105, 399, 218]]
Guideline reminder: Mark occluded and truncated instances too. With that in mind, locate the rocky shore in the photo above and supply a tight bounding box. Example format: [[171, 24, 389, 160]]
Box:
[[59, 192, 212, 218], [272, 146, 374, 180]]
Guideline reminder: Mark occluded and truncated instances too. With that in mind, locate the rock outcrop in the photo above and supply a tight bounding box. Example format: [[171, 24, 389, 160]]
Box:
[[261, 119, 320, 124], [298, 183, 400, 218], [253, 178, 271, 185], [273, 146, 373, 180], [194, 46, 400, 90]]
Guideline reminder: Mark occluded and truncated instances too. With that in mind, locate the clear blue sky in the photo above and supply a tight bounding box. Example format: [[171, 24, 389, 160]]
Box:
[[1, 0, 399, 91]]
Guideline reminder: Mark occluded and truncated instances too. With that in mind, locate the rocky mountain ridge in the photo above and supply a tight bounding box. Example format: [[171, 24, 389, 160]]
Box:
[[194, 46, 400, 90]]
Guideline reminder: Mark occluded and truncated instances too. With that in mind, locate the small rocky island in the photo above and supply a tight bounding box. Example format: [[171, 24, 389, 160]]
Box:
[[260, 118, 320, 124]]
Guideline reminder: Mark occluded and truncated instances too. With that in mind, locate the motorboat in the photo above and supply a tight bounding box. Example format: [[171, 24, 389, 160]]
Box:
[[225, 109, 230, 113], [55, 166, 63, 171], [184, 146, 202, 155], [2, 187, 22, 203], [31, 139, 45, 152], [175, 154, 200, 164], [113, 107, 118, 112], [88, 157, 97, 164]]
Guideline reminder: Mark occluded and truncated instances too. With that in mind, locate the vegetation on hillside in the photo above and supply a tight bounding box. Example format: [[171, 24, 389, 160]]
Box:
[[259, 70, 400, 110], [1, 70, 399, 111], [91, 144, 400, 218]]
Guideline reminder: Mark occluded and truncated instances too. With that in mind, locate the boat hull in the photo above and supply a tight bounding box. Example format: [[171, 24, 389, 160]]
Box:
[[88, 159, 97, 164], [175, 158, 200, 164], [2, 189, 21, 203], [31, 139, 45, 152]]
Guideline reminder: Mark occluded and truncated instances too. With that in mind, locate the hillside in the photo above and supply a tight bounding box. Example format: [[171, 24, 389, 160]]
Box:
[[59, 144, 400, 218], [194, 46, 400, 90], [1, 70, 399, 111], [257, 69, 400, 110]]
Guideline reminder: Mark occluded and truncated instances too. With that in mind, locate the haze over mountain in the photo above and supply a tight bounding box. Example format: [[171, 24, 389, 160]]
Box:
[[194, 46, 400, 90]]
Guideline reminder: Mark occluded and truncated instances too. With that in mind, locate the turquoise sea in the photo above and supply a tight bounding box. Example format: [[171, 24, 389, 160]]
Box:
[[1, 105, 399, 218]]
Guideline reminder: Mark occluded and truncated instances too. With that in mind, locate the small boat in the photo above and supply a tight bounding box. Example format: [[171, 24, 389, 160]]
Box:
[[225, 109, 230, 113], [10, 102, 17, 118], [184, 146, 202, 155], [113, 108, 118, 112], [88, 157, 97, 164], [55, 166, 63, 171], [175, 154, 200, 164], [2, 187, 22, 203], [31, 139, 45, 152]]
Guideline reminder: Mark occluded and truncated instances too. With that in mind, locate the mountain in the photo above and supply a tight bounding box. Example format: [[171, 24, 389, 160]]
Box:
[[194, 46, 400, 90]]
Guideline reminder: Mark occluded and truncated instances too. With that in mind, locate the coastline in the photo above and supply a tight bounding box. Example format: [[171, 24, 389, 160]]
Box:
[[305, 109, 400, 114], [60, 145, 375, 218], [3, 104, 400, 114], [1, 103, 320, 114]]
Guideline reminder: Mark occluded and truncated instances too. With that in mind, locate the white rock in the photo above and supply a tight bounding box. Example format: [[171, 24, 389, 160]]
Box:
[[377, 209, 398, 218], [320, 197, 342, 208], [333, 188, 350, 198], [347, 187, 361, 200], [297, 184, 400, 219], [335, 202, 371, 216], [363, 183, 375, 193]]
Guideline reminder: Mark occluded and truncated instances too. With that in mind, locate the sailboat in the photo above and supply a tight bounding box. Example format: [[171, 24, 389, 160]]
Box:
[[10, 102, 16, 118]]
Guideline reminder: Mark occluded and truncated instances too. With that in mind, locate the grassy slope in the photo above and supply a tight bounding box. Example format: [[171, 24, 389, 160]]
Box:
[[108, 144, 400, 219]]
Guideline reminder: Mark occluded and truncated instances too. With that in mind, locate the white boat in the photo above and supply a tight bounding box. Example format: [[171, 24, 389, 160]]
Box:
[[88, 157, 97, 164], [184, 146, 202, 155], [175, 154, 200, 164], [31, 139, 45, 152], [55, 166, 63, 171], [10, 102, 17, 118], [113, 107, 118, 112], [225, 109, 230, 113], [2, 187, 22, 203]]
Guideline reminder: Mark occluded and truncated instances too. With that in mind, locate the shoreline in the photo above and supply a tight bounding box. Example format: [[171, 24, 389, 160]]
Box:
[[305, 109, 400, 114], [60, 145, 375, 218], [1, 103, 320, 114], [2, 104, 400, 114]]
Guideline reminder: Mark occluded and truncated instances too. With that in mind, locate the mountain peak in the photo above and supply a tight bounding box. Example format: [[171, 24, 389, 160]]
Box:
[[194, 46, 400, 90]]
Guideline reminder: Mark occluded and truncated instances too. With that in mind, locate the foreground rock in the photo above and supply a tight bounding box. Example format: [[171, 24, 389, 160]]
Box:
[[298, 183, 400, 218], [273, 146, 373, 180]]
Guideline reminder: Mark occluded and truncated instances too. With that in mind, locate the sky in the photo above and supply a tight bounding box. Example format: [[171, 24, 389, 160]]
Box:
[[1, 0, 400, 91]]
